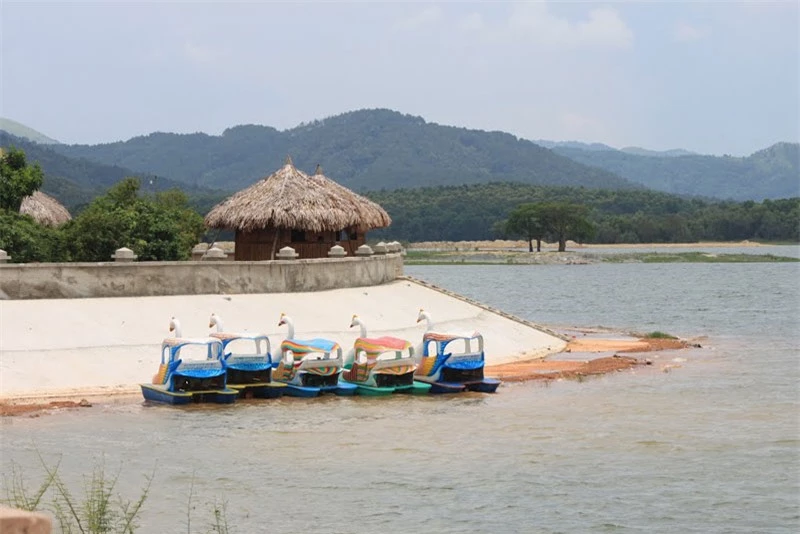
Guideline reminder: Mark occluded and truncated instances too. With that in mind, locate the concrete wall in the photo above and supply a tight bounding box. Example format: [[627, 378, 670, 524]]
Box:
[[0, 254, 403, 300]]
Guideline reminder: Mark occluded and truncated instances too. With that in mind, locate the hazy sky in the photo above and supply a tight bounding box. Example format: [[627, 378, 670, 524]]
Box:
[[1, 1, 798, 155]]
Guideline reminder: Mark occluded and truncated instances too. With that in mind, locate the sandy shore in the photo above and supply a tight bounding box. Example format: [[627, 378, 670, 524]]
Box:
[[0, 279, 568, 411]]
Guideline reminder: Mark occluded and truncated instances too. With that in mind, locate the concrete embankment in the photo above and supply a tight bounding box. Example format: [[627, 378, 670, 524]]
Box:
[[0, 278, 567, 401]]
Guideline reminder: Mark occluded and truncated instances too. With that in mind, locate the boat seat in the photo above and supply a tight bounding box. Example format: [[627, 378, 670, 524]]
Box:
[[177, 361, 223, 371], [445, 357, 484, 370], [225, 355, 269, 370]]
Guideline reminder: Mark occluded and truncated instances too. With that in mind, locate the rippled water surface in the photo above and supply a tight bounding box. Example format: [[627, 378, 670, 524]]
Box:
[[3, 262, 799, 533]]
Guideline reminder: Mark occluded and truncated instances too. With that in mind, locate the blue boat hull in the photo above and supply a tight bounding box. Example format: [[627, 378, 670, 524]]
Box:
[[141, 384, 238, 405], [229, 382, 286, 399], [465, 378, 501, 393], [428, 381, 468, 394], [321, 382, 358, 396], [282, 384, 321, 398]]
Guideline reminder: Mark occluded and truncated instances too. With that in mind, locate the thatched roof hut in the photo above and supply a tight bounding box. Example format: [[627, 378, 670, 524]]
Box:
[[20, 191, 72, 227], [205, 158, 391, 260]]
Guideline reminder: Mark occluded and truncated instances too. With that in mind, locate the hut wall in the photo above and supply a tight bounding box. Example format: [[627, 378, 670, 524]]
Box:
[[235, 227, 367, 260], [235, 228, 279, 261]]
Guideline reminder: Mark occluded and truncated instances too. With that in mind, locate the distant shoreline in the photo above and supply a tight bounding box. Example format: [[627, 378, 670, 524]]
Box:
[[406, 239, 773, 251]]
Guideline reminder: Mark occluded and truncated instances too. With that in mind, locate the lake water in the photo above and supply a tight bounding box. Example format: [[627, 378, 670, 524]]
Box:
[[2, 261, 799, 533]]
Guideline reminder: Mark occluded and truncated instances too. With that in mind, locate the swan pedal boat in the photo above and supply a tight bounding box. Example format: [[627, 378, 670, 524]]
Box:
[[342, 337, 431, 396], [416, 331, 501, 394], [209, 331, 286, 399], [141, 337, 238, 405], [273, 338, 356, 397]]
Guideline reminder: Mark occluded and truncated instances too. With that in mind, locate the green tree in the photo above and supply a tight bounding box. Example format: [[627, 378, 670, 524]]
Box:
[[0, 211, 65, 262], [64, 178, 205, 261], [0, 147, 44, 211], [537, 202, 595, 251], [505, 203, 546, 252]]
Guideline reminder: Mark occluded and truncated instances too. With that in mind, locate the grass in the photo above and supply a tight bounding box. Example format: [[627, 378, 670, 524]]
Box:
[[643, 331, 678, 339], [2, 454, 231, 533]]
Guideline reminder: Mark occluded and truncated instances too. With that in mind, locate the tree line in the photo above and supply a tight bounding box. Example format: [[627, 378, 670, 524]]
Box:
[[366, 182, 799, 244], [2, 148, 798, 263]]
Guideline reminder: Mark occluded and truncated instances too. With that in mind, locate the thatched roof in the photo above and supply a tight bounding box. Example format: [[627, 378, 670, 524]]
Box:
[[204, 158, 391, 233], [19, 191, 72, 227]]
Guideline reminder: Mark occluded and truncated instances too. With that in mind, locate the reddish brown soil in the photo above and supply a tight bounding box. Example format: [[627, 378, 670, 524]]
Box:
[[565, 337, 690, 353], [487, 337, 692, 382], [0, 399, 92, 417], [487, 355, 642, 382]]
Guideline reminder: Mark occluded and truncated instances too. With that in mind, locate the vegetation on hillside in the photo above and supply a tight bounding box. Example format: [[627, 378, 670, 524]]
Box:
[[0, 132, 224, 211], [52, 109, 639, 193], [40, 109, 797, 201]]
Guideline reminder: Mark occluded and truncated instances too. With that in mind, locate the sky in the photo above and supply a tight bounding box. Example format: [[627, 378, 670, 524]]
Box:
[[1, 1, 798, 156]]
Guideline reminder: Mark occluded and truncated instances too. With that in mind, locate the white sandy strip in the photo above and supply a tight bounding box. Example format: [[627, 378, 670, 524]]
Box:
[[0, 279, 566, 400]]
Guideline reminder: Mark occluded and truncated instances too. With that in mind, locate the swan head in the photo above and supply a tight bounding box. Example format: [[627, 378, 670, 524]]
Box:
[[278, 312, 288, 327], [349, 314, 360, 329], [209, 313, 218, 329], [169, 316, 178, 332], [416, 308, 426, 323]]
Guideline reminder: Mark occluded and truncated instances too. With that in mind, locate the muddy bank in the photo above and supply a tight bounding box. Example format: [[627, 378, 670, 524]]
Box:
[[486, 336, 693, 382]]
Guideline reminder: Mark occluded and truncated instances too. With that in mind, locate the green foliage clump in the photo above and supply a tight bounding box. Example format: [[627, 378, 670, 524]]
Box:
[[505, 203, 546, 252], [63, 177, 205, 262], [644, 331, 678, 339], [0, 211, 65, 262], [0, 147, 44, 211], [504, 201, 595, 251]]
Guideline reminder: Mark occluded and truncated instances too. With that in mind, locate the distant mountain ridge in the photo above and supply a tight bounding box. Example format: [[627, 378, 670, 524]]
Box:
[[0, 132, 221, 210], [51, 109, 640, 193], [0, 118, 60, 145], [535, 139, 696, 157], [3, 110, 796, 203], [549, 142, 799, 201]]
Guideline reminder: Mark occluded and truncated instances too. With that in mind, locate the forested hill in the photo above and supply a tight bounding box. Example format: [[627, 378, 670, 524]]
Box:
[[0, 133, 221, 210], [550, 142, 799, 201], [52, 109, 639, 193], [0, 118, 60, 145]]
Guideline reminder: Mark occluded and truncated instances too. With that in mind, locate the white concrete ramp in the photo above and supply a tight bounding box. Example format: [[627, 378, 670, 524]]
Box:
[[0, 279, 566, 399]]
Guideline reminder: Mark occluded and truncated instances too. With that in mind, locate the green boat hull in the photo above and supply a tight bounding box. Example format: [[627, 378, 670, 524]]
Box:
[[354, 384, 395, 396], [340, 378, 431, 396], [397, 381, 433, 395]]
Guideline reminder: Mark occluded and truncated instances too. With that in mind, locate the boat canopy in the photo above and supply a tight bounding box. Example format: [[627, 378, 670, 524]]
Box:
[[210, 332, 271, 355], [281, 338, 340, 354], [422, 331, 484, 357], [423, 331, 483, 344], [160, 337, 223, 364], [355, 336, 412, 354]]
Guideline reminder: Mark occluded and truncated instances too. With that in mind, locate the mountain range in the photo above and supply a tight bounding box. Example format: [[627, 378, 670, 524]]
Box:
[[1, 109, 797, 209]]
